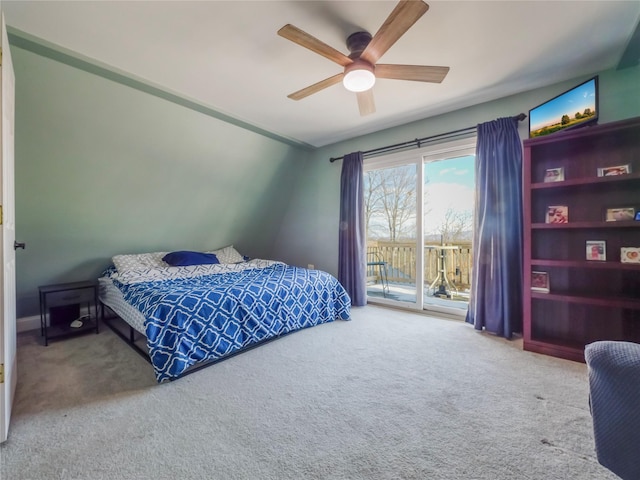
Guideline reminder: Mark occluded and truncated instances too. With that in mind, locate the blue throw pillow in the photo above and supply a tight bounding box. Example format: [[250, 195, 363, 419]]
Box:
[[162, 251, 220, 267]]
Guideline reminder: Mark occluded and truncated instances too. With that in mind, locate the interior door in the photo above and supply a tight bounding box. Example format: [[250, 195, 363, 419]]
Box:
[[0, 11, 17, 444]]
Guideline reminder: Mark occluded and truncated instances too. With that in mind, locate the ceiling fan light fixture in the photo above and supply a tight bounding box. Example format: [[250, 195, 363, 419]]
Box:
[[343, 61, 375, 92]]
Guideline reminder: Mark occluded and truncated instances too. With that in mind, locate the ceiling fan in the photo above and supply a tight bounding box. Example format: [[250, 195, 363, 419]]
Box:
[[277, 0, 449, 116]]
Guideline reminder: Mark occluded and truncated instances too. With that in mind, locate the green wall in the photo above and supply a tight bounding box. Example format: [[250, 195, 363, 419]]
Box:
[[13, 46, 307, 317], [12, 27, 640, 319], [273, 65, 640, 277]]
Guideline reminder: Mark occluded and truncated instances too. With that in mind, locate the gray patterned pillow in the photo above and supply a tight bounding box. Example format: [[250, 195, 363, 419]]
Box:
[[208, 245, 244, 264], [112, 252, 169, 273]]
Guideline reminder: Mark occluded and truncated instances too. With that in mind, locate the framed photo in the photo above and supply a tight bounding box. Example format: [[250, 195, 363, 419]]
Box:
[[621, 247, 640, 264], [586, 240, 606, 261], [546, 205, 568, 224], [636, 211, 640, 221], [597, 164, 631, 177], [531, 271, 549, 293], [543, 167, 565, 183], [605, 207, 635, 222]]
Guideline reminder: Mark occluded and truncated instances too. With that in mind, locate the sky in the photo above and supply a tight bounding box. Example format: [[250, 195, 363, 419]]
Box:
[[529, 78, 597, 131], [366, 155, 475, 240], [424, 155, 474, 236]]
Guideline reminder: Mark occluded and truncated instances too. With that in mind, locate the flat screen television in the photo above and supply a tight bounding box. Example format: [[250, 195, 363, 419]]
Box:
[[529, 76, 598, 138]]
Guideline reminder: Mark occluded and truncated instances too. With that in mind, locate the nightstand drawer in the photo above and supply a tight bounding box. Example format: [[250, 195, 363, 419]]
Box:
[[46, 288, 95, 308]]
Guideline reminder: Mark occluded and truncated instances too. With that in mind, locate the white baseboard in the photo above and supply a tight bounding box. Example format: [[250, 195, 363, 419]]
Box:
[[17, 315, 40, 333]]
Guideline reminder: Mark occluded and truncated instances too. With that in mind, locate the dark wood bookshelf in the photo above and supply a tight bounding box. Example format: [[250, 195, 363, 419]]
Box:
[[523, 116, 640, 362]]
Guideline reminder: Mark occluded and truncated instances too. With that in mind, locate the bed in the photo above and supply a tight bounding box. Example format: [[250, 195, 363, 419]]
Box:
[[98, 246, 351, 382]]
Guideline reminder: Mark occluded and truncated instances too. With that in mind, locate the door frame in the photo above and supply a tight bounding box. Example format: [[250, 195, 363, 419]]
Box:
[[364, 150, 424, 311], [0, 10, 17, 444], [363, 136, 476, 317]]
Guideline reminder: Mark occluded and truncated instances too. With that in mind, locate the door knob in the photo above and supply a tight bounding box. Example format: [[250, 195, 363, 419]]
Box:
[[14, 241, 25, 250]]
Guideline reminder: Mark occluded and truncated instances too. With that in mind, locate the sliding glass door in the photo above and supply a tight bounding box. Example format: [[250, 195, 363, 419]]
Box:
[[364, 138, 475, 317], [364, 162, 419, 306], [423, 154, 474, 314]]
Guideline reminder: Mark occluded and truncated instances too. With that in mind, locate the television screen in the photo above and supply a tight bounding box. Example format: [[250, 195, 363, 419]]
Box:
[[529, 76, 598, 138]]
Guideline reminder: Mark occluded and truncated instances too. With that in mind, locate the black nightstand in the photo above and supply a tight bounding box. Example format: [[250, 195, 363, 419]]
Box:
[[38, 280, 99, 346]]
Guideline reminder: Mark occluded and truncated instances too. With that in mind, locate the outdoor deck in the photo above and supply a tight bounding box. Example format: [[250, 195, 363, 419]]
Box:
[[366, 240, 472, 311], [366, 282, 469, 311]]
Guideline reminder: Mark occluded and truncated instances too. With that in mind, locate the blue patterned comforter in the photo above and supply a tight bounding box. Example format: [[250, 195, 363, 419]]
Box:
[[110, 262, 351, 382]]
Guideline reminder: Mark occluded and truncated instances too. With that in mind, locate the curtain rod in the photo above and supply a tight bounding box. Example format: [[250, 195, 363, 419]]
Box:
[[329, 113, 527, 163]]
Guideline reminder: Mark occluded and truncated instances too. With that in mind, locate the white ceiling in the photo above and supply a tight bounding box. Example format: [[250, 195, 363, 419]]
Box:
[[3, 1, 640, 148]]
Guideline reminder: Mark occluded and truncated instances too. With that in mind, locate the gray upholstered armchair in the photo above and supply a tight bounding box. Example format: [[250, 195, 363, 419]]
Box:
[[585, 341, 640, 480]]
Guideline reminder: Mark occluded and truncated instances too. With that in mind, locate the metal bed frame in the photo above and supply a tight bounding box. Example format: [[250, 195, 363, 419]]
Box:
[[100, 302, 295, 381]]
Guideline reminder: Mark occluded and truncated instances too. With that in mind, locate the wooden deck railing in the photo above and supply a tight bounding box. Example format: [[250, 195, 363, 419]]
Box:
[[367, 241, 472, 292]]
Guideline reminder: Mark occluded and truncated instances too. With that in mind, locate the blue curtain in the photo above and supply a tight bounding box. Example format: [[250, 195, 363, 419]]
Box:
[[338, 152, 367, 306], [465, 117, 523, 338]]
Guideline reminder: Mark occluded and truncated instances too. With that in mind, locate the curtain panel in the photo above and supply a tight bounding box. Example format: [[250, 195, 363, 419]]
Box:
[[466, 117, 524, 338], [338, 152, 367, 306]]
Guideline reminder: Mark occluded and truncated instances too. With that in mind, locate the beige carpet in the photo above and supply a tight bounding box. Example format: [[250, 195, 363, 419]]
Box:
[[0, 305, 618, 479]]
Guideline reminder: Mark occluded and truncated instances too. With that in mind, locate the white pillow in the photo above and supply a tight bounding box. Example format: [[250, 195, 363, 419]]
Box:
[[208, 245, 244, 264], [112, 252, 169, 273]]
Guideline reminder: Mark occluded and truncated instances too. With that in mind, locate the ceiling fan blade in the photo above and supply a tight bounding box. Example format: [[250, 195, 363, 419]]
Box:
[[376, 64, 449, 83], [357, 90, 376, 116], [287, 73, 344, 101], [278, 24, 353, 67], [361, 0, 429, 65]]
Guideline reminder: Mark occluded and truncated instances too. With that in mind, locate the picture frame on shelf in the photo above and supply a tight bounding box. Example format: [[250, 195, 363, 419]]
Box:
[[586, 240, 606, 261], [546, 205, 568, 224], [635, 211, 640, 221], [621, 247, 640, 264], [543, 167, 565, 183], [531, 271, 550, 293], [597, 164, 631, 177], [605, 207, 635, 222]]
